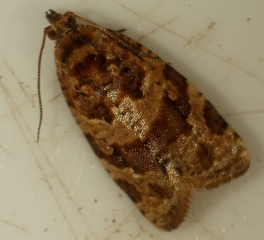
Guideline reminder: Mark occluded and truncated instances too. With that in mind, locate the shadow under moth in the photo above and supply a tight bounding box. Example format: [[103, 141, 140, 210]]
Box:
[[37, 10, 250, 231]]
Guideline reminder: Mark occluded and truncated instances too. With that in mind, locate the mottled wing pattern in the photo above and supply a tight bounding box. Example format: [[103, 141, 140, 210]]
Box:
[[43, 10, 250, 230], [96, 27, 250, 190]]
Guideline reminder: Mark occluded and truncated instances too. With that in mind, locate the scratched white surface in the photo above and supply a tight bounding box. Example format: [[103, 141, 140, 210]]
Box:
[[0, 0, 264, 239]]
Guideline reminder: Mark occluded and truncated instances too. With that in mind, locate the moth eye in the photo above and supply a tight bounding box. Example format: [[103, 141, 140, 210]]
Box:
[[68, 15, 76, 24], [47, 30, 57, 40]]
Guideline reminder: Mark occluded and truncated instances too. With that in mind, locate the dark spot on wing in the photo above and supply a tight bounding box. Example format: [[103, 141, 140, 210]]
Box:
[[197, 143, 214, 169], [145, 96, 192, 154], [71, 54, 106, 80], [117, 63, 145, 99], [115, 179, 142, 203], [203, 100, 228, 134], [60, 32, 92, 64], [163, 64, 190, 119], [118, 139, 159, 174]]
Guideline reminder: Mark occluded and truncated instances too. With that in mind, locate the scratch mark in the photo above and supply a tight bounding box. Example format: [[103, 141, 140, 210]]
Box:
[[0, 80, 31, 144], [0, 218, 30, 233], [18, 81, 30, 88], [73, 0, 85, 9], [136, 17, 176, 42], [26, 150, 80, 239], [0, 144, 14, 159], [161, 25, 263, 83], [200, 224, 220, 240], [226, 109, 264, 118], [1, 79, 80, 239], [112, 0, 163, 17], [46, 92, 62, 105], [224, 194, 239, 216], [112, 0, 141, 16], [185, 21, 216, 47], [222, 60, 244, 82], [112, 0, 165, 31], [51, 123, 77, 149], [3, 58, 34, 106]]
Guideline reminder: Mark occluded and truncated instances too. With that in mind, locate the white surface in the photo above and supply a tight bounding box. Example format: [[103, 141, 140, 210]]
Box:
[[0, 0, 264, 239]]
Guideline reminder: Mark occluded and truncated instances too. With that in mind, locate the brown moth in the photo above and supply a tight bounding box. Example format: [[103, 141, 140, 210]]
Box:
[[38, 10, 250, 231]]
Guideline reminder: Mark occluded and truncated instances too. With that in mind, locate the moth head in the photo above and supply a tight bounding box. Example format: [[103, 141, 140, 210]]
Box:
[[45, 10, 76, 40]]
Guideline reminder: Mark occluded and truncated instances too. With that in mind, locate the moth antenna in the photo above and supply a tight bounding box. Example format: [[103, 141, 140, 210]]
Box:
[[37, 31, 47, 142], [69, 12, 169, 64]]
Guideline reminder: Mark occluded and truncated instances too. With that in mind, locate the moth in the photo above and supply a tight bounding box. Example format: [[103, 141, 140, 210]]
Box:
[[38, 10, 250, 231]]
